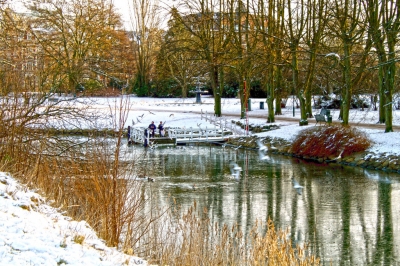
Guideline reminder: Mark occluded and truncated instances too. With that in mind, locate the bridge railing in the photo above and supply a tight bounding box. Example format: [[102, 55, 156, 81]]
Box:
[[130, 127, 157, 144], [167, 126, 229, 140], [201, 110, 246, 136]]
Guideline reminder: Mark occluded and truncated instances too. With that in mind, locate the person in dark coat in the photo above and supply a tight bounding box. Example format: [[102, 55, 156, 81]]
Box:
[[148, 121, 156, 137], [158, 121, 164, 137], [127, 126, 131, 145], [143, 128, 148, 147]]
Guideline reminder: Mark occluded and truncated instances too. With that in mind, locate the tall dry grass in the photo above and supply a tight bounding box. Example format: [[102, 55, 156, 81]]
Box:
[[0, 82, 159, 248], [144, 202, 320, 265]]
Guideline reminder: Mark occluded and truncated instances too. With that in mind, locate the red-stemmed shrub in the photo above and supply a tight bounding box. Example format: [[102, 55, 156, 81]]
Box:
[[291, 125, 371, 158]]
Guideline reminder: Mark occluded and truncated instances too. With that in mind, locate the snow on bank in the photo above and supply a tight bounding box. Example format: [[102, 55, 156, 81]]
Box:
[[117, 96, 400, 156], [254, 123, 400, 156], [361, 129, 400, 155], [49, 95, 400, 156], [0, 172, 146, 266]]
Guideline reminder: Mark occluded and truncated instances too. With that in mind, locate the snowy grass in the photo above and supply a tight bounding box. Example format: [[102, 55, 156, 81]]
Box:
[[0, 172, 146, 265]]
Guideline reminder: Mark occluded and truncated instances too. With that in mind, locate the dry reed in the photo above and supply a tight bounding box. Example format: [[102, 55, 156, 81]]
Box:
[[146, 203, 320, 265], [291, 125, 371, 158]]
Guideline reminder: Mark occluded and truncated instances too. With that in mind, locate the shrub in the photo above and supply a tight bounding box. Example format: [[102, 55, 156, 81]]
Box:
[[291, 125, 371, 158]]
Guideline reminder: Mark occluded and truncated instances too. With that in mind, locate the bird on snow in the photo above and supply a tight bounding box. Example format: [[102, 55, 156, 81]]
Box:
[[292, 177, 304, 195], [149, 111, 155, 115], [229, 161, 242, 180]]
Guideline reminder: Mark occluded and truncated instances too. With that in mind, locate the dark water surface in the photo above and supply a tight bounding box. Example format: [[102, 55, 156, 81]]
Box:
[[125, 143, 400, 265]]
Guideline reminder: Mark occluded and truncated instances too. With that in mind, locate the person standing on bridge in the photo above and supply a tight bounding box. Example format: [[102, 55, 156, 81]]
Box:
[[158, 121, 164, 137], [143, 128, 148, 147], [127, 126, 131, 144], [148, 121, 156, 138]]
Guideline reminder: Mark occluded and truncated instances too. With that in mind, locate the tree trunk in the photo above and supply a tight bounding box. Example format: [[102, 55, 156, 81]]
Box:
[[267, 83, 275, 123], [274, 63, 283, 115], [341, 41, 352, 126], [211, 65, 221, 117], [291, 44, 305, 122], [240, 77, 246, 119], [298, 92, 307, 121], [384, 45, 395, 132], [378, 67, 386, 123], [182, 84, 187, 98], [304, 49, 317, 118]]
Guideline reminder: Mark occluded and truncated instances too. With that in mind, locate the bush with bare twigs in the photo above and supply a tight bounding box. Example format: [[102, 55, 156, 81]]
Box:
[[291, 125, 371, 158]]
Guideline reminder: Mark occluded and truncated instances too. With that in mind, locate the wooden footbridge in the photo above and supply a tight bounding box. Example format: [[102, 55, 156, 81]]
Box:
[[129, 126, 233, 146]]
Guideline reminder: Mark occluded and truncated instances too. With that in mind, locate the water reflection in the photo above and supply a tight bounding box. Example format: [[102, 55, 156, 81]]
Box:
[[124, 143, 400, 265]]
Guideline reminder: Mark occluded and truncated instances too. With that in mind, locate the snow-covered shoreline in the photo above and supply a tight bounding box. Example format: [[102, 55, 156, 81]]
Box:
[[44, 95, 400, 158], [0, 172, 146, 266], [120, 96, 400, 156]]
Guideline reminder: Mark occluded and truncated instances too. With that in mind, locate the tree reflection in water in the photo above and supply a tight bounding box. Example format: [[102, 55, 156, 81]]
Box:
[[126, 144, 400, 265]]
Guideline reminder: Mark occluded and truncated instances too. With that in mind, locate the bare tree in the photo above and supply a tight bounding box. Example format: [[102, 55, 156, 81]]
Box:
[[227, 0, 254, 119], [166, 0, 234, 116], [302, 0, 327, 119], [254, 0, 285, 123], [285, 0, 308, 124], [128, 0, 162, 96], [159, 8, 204, 98], [363, 0, 400, 132], [0, 7, 93, 163], [326, 0, 370, 125], [26, 0, 124, 93]]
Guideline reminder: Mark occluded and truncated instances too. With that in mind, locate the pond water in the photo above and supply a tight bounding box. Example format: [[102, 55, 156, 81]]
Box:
[[125, 142, 400, 265]]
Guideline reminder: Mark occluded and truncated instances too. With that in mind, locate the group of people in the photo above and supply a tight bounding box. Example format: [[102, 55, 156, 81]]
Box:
[[127, 121, 165, 148], [147, 121, 164, 138]]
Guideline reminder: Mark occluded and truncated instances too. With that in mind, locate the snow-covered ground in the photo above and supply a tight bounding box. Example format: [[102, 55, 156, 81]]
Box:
[[0, 172, 146, 266], [2, 95, 399, 265], [92, 95, 399, 156]]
